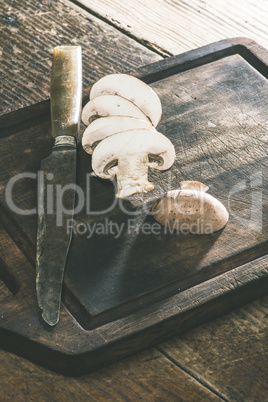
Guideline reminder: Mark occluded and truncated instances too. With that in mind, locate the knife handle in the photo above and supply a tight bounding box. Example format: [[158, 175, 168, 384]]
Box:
[[50, 46, 82, 139]]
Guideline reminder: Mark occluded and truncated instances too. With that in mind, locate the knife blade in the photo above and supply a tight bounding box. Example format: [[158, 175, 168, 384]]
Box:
[[36, 46, 82, 326]]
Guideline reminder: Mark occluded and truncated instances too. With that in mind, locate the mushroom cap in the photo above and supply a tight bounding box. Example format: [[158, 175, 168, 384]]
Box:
[[90, 74, 162, 127], [152, 187, 229, 234], [82, 116, 156, 154], [81, 94, 150, 126], [92, 129, 176, 179]]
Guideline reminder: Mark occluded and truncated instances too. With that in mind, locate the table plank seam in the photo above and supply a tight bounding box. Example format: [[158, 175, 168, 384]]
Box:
[[156, 345, 228, 401], [68, 0, 172, 58]]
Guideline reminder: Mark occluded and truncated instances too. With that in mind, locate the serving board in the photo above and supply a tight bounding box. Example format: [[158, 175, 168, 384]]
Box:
[[0, 38, 267, 375]]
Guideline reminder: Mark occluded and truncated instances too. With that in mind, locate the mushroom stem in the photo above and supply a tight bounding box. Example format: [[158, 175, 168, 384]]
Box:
[[116, 152, 154, 198]]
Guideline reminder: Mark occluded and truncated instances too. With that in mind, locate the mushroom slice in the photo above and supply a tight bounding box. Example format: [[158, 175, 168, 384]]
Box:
[[152, 181, 229, 234], [82, 94, 151, 126], [82, 116, 156, 154], [90, 74, 162, 127], [179, 181, 209, 192], [92, 129, 175, 198]]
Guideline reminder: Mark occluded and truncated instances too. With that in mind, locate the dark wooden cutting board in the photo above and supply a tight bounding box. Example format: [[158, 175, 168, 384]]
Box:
[[0, 38, 267, 375]]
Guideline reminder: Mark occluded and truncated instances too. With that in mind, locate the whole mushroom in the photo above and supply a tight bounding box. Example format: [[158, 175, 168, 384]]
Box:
[[91, 129, 176, 198], [152, 181, 229, 234]]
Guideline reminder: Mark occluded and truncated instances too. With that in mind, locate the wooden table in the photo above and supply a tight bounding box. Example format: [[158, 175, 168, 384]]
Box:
[[1, 0, 267, 400]]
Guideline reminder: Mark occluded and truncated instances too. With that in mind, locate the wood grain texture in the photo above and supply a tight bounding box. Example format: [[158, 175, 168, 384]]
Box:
[[76, 0, 268, 56], [0, 298, 267, 401], [0, 40, 267, 378], [0, 214, 267, 376], [1, 41, 267, 327], [0, 347, 222, 401], [158, 295, 268, 401], [0, 281, 12, 302], [0, 0, 160, 115], [0, 0, 267, 393]]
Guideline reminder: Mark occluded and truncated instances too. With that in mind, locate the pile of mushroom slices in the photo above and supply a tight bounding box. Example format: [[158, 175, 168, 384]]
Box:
[[81, 74, 228, 234], [81, 73, 176, 198]]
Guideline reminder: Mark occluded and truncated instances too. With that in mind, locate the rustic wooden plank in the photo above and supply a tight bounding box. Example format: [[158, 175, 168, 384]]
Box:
[[0, 213, 228, 399], [0, 0, 160, 115], [76, 0, 268, 56], [0, 40, 267, 370], [0, 348, 223, 401], [158, 295, 268, 401], [1, 42, 267, 326], [0, 217, 266, 394], [0, 38, 267, 388], [0, 0, 267, 396], [0, 213, 267, 375]]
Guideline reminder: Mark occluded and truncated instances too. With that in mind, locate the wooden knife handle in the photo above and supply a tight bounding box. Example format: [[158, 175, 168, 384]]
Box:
[[50, 46, 82, 138]]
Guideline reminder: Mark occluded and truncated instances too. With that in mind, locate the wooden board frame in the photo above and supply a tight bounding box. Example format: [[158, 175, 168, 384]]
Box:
[[0, 38, 267, 376]]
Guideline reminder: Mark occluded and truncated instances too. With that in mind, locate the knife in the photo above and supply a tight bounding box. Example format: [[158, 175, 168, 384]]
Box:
[[36, 46, 82, 326]]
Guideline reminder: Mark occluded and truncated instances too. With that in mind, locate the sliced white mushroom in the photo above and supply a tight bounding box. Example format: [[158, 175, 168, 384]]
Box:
[[82, 94, 151, 126], [152, 181, 229, 234], [82, 116, 156, 154], [90, 74, 162, 127], [92, 129, 175, 198], [179, 181, 209, 192]]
